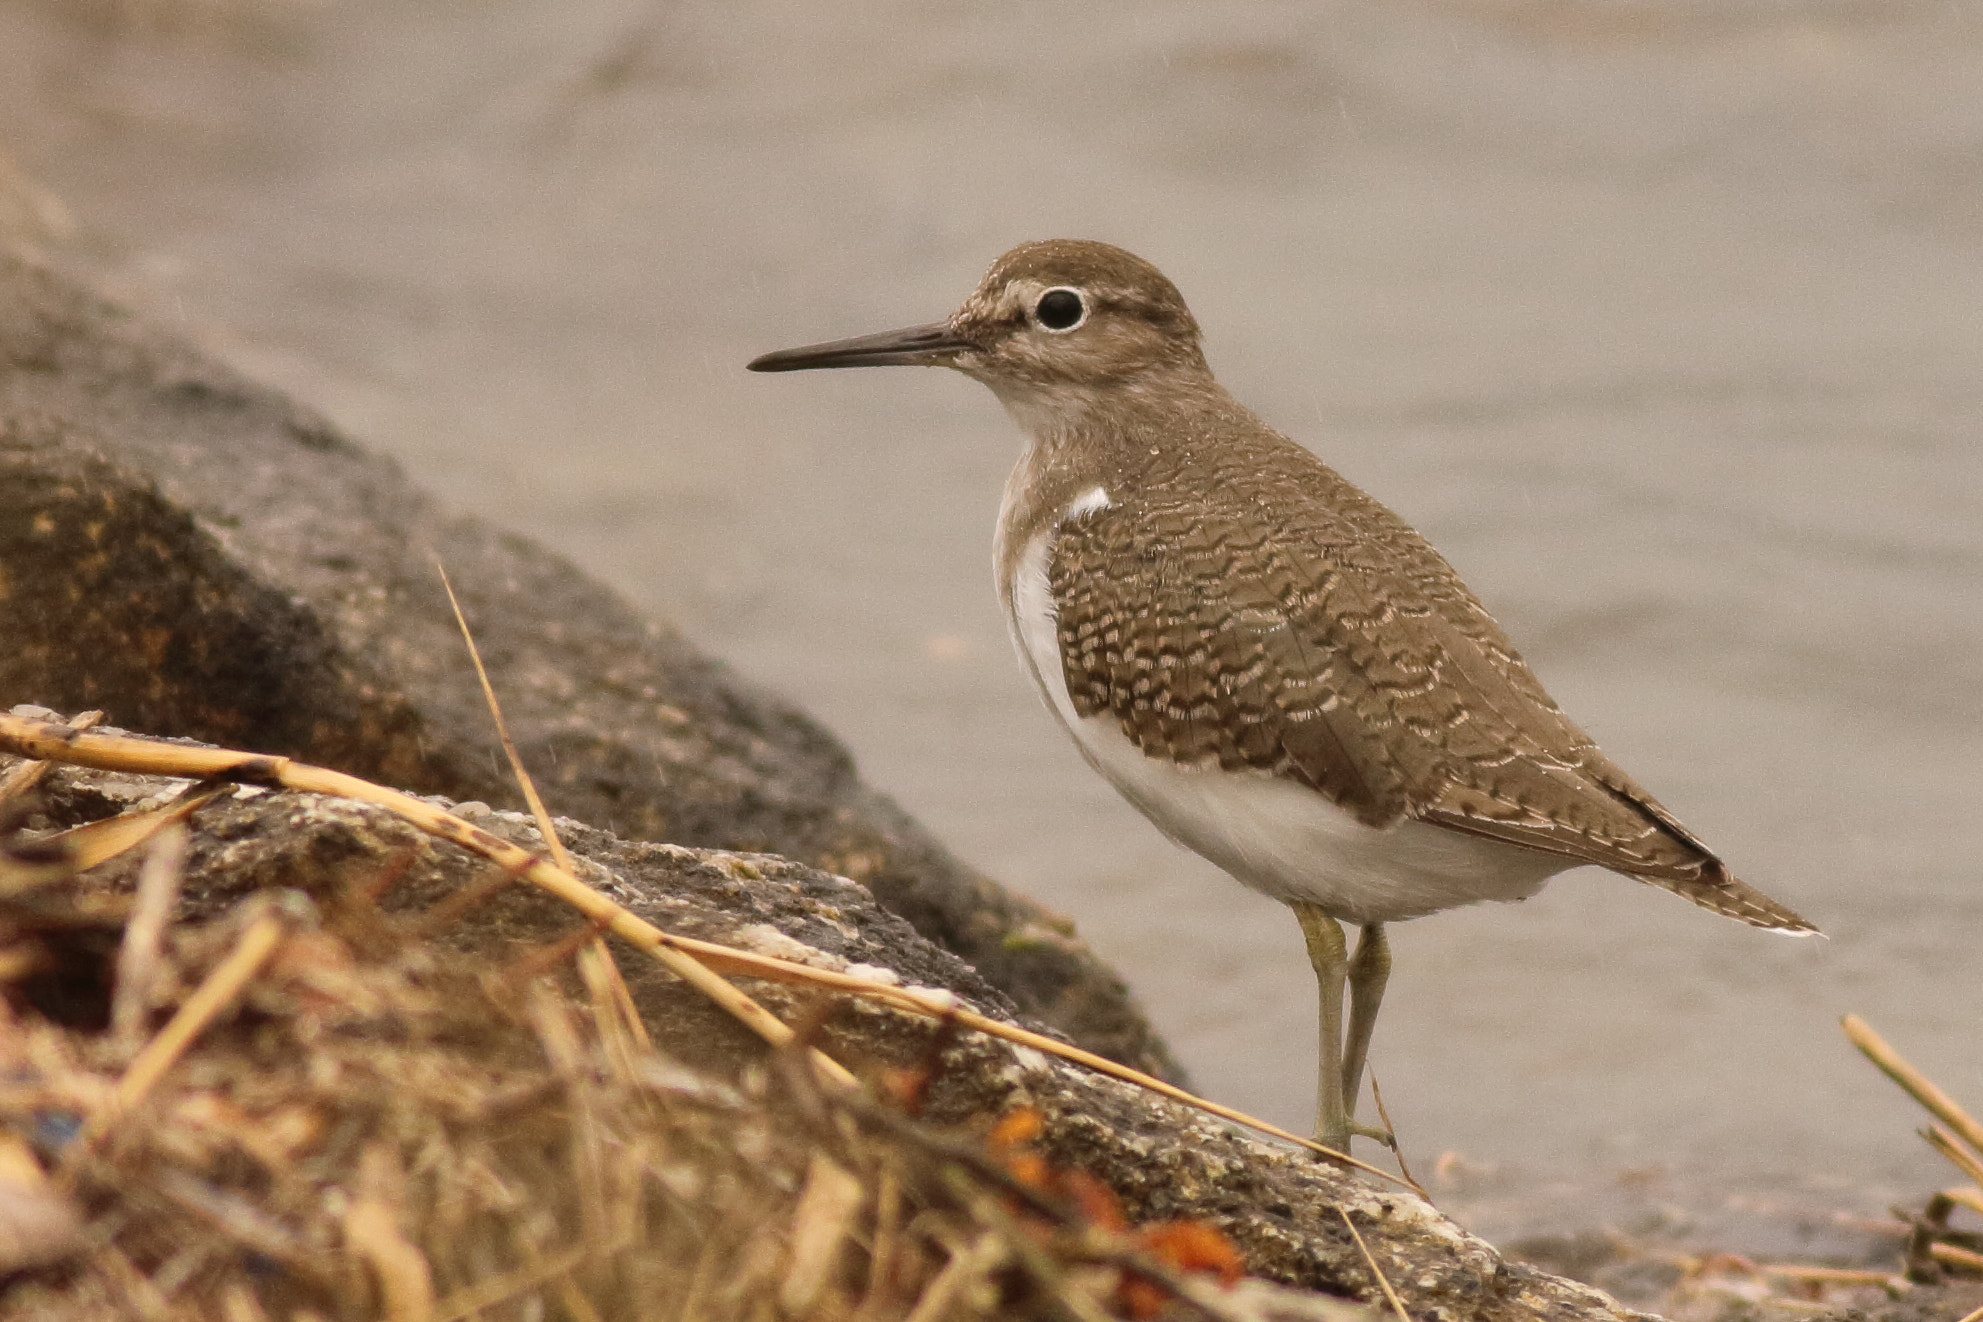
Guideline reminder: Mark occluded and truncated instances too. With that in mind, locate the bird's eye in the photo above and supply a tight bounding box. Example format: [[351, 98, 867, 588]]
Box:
[[1033, 288, 1087, 332]]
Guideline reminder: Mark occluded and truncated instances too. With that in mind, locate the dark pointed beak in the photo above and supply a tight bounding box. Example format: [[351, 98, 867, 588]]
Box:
[[747, 321, 970, 372]]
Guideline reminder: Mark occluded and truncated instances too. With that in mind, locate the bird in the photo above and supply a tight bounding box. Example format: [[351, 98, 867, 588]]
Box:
[[747, 239, 1816, 1155]]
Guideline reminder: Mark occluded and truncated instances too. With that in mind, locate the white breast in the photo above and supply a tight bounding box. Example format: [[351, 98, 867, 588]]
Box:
[[1002, 502, 1572, 927]]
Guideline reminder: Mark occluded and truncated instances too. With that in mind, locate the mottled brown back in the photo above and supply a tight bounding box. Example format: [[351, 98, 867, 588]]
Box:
[[1046, 406, 1812, 931]]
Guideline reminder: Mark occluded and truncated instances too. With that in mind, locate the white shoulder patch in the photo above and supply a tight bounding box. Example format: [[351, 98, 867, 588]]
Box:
[[1063, 485, 1113, 521]]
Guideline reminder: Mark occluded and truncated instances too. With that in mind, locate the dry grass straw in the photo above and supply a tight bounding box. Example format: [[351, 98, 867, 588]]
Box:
[[1626, 1246, 1912, 1321], [1844, 1015, 1983, 1159], [0, 787, 1276, 1319], [1625, 1014, 1983, 1320], [0, 714, 208, 900], [0, 712, 99, 807], [1650, 1017, 1983, 1314], [71, 904, 285, 1157], [1841, 1014, 1983, 1285], [437, 566, 652, 1057], [0, 710, 1414, 1192], [1334, 1208, 1409, 1322]]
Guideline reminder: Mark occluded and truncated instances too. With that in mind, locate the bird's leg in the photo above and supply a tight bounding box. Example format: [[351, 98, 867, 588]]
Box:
[[1341, 923, 1392, 1141], [1292, 902, 1352, 1152]]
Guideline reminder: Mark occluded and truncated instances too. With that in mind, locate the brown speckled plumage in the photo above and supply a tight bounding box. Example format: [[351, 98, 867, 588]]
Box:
[[1041, 398, 1808, 931]]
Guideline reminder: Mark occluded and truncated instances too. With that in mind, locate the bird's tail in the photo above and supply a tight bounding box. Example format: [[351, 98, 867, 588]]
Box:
[[1640, 870, 1819, 934]]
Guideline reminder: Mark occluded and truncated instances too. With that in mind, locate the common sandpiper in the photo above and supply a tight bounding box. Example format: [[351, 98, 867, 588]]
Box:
[[749, 239, 1816, 1155]]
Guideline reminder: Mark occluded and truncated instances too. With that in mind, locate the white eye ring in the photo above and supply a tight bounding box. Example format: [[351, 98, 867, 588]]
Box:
[[1032, 287, 1088, 333]]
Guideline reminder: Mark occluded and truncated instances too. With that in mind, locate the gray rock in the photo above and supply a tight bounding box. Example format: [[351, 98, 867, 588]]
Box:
[[0, 247, 1179, 1081], [4, 752, 1648, 1322]]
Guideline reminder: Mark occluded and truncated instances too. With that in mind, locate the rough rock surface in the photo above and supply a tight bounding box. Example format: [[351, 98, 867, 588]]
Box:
[[0, 247, 1178, 1081], [2, 744, 1648, 1322]]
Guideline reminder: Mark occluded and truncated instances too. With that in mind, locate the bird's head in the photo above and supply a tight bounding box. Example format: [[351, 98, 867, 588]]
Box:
[[748, 240, 1209, 401]]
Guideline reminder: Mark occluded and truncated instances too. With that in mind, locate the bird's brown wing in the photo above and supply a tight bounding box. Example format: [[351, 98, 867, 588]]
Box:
[[1047, 483, 1417, 829], [1046, 465, 1814, 932]]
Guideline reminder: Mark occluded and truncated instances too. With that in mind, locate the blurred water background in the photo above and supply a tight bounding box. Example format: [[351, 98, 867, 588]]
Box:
[[2, 0, 1979, 1248]]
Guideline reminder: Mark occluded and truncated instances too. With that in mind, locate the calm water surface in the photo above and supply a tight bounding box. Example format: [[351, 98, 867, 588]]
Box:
[[4, 0, 1979, 1241]]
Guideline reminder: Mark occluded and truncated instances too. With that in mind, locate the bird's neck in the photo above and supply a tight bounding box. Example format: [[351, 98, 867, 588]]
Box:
[[989, 365, 1235, 603], [983, 362, 1225, 447]]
